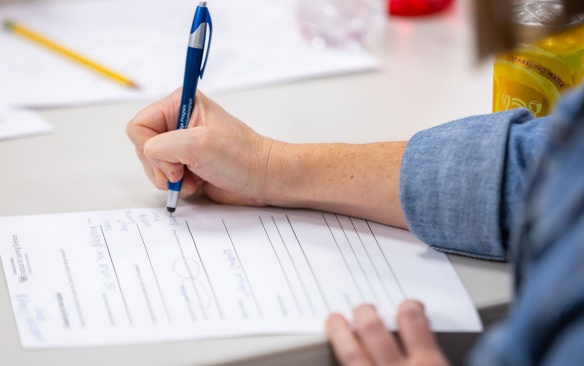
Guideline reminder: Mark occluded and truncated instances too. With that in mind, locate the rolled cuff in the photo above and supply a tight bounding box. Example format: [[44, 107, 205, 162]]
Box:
[[400, 109, 537, 261]]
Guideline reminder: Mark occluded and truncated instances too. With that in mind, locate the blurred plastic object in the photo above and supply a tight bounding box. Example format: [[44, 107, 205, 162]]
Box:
[[492, 1, 584, 117], [297, 0, 384, 49], [389, 0, 453, 16]]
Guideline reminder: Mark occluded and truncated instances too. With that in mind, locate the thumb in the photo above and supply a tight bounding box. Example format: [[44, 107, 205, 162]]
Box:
[[143, 128, 208, 181]]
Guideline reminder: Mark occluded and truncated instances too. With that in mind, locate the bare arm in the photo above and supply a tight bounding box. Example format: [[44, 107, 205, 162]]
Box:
[[266, 141, 407, 228]]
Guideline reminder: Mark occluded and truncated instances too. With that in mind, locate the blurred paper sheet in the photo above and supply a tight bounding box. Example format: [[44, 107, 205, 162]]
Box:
[[0, 0, 380, 107], [0, 106, 53, 140]]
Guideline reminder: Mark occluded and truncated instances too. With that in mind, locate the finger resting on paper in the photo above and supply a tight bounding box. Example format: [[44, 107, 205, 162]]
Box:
[[354, 304, 402, 364], [326, 313, 372, 366], [396, 300, 439, 354]]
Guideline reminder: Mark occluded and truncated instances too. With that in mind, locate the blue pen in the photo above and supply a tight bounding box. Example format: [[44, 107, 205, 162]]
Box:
[[167, 1, 213, 216]]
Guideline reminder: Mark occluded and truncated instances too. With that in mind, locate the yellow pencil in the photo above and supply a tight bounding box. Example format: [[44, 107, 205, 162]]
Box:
[[3, 19, 139, 89]]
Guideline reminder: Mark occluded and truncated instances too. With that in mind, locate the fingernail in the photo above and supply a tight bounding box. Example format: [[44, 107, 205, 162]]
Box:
[[356, 303, 376, 312], [326, 313, 344, 329], [400, 301, 424, 320]]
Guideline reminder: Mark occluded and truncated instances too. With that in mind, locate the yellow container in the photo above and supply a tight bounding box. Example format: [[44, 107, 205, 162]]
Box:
[[493, 2, 584, 117]]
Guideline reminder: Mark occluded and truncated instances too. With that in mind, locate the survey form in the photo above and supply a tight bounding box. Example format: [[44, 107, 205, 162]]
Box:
[[0, 204, 481, 348]]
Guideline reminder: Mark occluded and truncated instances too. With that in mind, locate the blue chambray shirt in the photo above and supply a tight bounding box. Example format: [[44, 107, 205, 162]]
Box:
[[400, 86, 584, 365]]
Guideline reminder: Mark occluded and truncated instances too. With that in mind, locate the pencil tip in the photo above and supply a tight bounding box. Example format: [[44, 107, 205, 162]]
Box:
[[3, 19, 14, 31], [128, 81, 140, 90]]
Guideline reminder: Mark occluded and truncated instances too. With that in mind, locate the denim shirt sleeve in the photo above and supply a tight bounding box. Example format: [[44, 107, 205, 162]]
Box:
[[400, 109, 549, 260]]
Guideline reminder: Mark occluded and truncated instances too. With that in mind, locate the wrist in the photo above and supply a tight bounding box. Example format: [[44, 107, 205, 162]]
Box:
[[262, 141, 306, 207]]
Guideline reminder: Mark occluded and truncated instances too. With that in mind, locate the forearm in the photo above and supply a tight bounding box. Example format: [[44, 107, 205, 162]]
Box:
[[265, 141, 408, 228]]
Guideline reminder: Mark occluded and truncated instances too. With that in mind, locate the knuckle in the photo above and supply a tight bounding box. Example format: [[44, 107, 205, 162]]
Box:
[[143, 139, 154, 157], [125, 120, 133, 137], [125, 118, 139, 140]]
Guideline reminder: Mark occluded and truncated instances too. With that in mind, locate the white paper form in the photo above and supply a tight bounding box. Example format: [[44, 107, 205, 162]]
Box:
[[0, 0, 379, 107], [0, 204, 481, 348], [0, 105, 53, 140]]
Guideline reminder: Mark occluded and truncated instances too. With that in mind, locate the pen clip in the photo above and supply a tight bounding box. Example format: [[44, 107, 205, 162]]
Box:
[[199, 10, 212, 79]]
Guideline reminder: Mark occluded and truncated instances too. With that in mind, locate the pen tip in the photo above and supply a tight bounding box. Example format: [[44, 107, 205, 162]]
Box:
[[167, 207, 175, 217]]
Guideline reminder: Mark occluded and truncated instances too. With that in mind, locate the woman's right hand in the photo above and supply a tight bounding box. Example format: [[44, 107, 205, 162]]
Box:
[[126, 88, 283, 206]]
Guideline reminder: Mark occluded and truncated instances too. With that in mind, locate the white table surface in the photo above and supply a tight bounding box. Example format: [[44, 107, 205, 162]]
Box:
[[0, 1, 511, 364]]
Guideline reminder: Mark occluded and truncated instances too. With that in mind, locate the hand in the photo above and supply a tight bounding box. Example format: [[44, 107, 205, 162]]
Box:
[[126, 88, 278, 206], [326, 301, 448, 366]]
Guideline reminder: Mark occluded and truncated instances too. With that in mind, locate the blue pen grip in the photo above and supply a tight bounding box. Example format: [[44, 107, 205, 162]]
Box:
[[168, 180, 183, 192]]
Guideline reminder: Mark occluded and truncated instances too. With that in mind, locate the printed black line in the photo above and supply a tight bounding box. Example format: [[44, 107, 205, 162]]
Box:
[[322, 213, 364, 302], [135, 224, 172, 323], [185, 220, 224, 320], [349, 218, 396, 308], [286, 215, 331, 312], [366, 221, 407, 299], [100, 226, 133, 325], [259, 216, 302, 316], [222, 219, 263, 318], [344, 293, 353, 310], [272, 216, 313, 315], [336, 214, 380, 304], [175, 229, 206, 322]]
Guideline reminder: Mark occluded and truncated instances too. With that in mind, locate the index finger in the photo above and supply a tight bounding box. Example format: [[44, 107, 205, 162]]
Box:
[[126, 88, 182, 150]]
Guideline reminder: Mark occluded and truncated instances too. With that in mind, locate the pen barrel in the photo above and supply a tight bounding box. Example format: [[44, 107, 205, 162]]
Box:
[[166, 4, 209, 203], [167, 47, 204, 195], [176, 47, 204, 130]]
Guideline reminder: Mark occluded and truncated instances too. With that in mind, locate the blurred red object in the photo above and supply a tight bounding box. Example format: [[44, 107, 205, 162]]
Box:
[[389, 0, 453, 16]]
